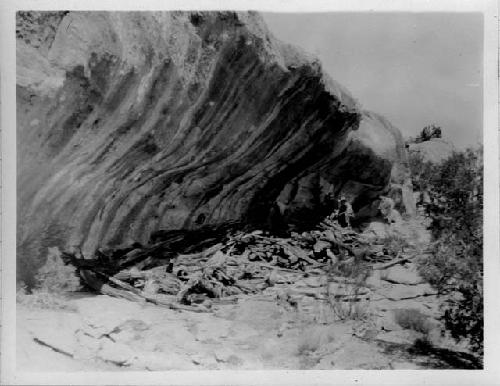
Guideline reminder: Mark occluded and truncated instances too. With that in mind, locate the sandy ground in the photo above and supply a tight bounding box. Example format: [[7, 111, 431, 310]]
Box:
[[17, 307, 115, 371], [16, 288, 482, 371]]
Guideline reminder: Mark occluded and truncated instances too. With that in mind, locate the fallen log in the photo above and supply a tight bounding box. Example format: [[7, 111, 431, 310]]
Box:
[[100, 283, 146, 303], [104, 271, 209, 312], [113, 265, 175, 281], [78, 264, 209, 312]]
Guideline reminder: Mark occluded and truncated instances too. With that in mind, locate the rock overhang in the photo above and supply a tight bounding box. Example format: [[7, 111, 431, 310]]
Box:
[[16, 11, 409, 271]]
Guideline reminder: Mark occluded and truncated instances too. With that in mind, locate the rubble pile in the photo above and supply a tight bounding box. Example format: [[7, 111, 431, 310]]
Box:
[[63, 218, 407, 313]]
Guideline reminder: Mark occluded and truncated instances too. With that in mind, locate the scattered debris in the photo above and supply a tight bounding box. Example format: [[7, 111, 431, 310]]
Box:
[[63, 219, 416, 312]]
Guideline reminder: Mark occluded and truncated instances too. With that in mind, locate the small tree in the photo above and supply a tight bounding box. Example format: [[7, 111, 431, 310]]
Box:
[[414, 147, 483, 355], [408, 152, 434, 193]]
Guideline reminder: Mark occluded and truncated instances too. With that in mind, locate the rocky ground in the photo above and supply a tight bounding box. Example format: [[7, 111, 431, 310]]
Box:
[[17, 217, 481, 371]]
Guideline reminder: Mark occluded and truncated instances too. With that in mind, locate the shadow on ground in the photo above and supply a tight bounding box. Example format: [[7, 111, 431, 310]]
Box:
[[377, 338, 483, 369]]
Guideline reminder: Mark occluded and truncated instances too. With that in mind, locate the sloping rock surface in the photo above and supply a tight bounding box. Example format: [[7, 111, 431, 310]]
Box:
[[408, 138, 455, 164], [17, 11, 408, 262]]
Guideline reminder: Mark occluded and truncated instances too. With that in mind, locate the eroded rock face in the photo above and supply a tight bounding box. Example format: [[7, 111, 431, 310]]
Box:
[[17, 11, 408, 266]]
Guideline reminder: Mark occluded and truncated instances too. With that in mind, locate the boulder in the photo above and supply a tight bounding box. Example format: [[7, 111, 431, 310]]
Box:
[[408, 138, 454, 164], [381, 264, 424, 285], [362, 221, 389, 240], [375, 283, 437, 301]]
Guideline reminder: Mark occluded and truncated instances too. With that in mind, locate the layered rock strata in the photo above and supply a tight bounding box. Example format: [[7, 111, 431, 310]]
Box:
[[17, 11, 410, 262]]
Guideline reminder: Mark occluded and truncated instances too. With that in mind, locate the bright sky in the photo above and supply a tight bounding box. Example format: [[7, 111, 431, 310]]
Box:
[[263, 13, 483, 148]]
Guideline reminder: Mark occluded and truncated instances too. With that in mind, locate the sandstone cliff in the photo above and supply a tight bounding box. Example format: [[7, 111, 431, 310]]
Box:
[[17, 11, 410, 267]]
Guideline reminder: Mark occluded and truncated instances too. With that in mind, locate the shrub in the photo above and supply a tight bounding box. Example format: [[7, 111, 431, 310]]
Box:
[[393, 308, 432, 334], [411, 336, 434, 354], [325, 274, 371, 321], [17, 222, 69, 289], [379, 229, 410, 257], [297, 325, 335, 355], [417, 234, 482, 294], [328, 296, 369, 321], [412, 146, 483, 354], [34, 247, 81, 293], [324, 248, 372, 321], [443, 281, 483, 354], [408, 152, 435, 193], [17, 247, 81, 311]]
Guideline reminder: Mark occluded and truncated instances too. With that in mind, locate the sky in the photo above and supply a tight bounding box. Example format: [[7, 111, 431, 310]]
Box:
[[262, 13, 483, 148]]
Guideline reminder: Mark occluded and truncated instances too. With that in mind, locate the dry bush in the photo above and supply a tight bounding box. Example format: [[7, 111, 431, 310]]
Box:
[[325, 252, 372, 321], [330, 299, 371, 321], [325, 267, 371, 321], [17, 222, 69, 289], [35, 247, 81, 293], [297, 325, 335, 355], [393, 308, 432, 334], [379, 229, 410, 257], [17, 247, 80, 311]]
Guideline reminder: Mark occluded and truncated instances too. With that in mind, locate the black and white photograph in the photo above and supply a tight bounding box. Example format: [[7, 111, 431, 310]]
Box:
[[1, 0, 499, 384]]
